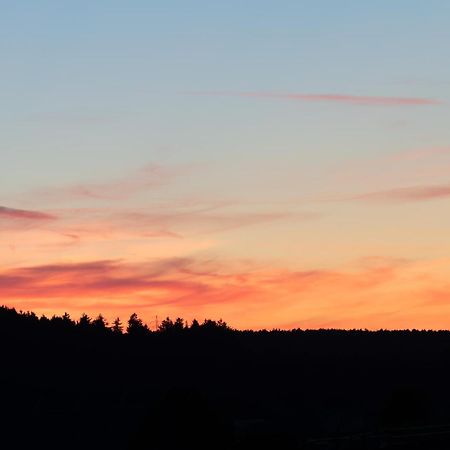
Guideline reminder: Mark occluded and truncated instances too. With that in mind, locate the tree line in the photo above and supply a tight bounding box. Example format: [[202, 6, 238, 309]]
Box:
[[0, 304, 230, 337]]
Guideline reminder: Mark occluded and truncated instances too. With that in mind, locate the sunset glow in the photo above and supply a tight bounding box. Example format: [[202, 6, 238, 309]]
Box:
[[2, 2, 450, 329]]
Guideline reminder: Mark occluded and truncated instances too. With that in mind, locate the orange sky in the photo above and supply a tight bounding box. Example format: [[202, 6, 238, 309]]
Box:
[[3, 158, 450, 330], [2, 3, 450, 329]]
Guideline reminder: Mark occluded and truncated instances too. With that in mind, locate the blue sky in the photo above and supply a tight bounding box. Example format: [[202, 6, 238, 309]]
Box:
[[2, 1, 449, 185]]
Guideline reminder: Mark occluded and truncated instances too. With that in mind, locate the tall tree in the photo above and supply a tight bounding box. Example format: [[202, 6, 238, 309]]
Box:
[[111, 317, 123, 334], [78, 313, 92, 330], [127, 313, 149, 337], [92, 314, 108, 331]]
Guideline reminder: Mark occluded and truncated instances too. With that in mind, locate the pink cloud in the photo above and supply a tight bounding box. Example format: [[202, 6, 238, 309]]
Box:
[[12, 204, 304, 246], [354, 184, 450, 202], [0, 257, 400, 328], [111, 209, 297, 236], [329, 145, 450, 199], [192, 91, 440, 106], [0, 206, 56, 221], [5, 255, 450, 330], [387, 146, 450, 162], [0, 258, 245, 303], [28, 164, 178, 203]]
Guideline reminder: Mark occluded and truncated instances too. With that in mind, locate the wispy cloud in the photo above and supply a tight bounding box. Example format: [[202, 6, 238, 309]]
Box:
[[4, 255, 450, 329], [0, 258, 252, 303], [0, 206, 56, 221], [3, 202, 307, 247], [110, 209, 298, 236], [0, 256, 402, 328], [192, 91, 440, 106], [28, 164, 177, 203], [353, 184, 450, 202], [328, 145, 450, 204], [386, 146, 450, 162]]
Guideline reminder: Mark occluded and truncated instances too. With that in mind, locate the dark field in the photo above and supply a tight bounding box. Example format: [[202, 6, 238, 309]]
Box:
[[2, 306, 450, 449]]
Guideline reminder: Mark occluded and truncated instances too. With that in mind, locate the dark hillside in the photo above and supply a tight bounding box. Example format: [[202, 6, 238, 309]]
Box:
[[1, 306, 450, 449]]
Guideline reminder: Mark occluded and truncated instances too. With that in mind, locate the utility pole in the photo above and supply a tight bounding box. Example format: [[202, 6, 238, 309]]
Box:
[[149, 315, 159, 331]]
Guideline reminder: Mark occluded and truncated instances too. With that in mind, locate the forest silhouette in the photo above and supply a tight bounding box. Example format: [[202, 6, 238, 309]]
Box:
[[2, 305, 450, 449]]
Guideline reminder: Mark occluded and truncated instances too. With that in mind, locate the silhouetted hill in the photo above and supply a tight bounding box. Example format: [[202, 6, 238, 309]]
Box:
[[2, 305, 450, 449]]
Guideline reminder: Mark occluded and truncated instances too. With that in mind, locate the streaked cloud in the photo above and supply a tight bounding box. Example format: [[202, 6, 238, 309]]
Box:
[[0, 206, 56, 221], [354, 184, 450, 203], [27, 164, 177, 203], [386, 146, 450, 162], [1, 202, 308, 246], [109, 209, 299, 236], [3, 255, 450, 330], [328, 145, 450, 204], [0, 256, 403, 328], [192, 91, 440, 106]]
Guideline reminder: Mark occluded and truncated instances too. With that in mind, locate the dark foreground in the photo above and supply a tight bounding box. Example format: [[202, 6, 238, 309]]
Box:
[[2, 307, 450, 449]]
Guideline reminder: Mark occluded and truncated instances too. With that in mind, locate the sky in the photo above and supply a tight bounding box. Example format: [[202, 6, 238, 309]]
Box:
[[1, 1, 450, 329]]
